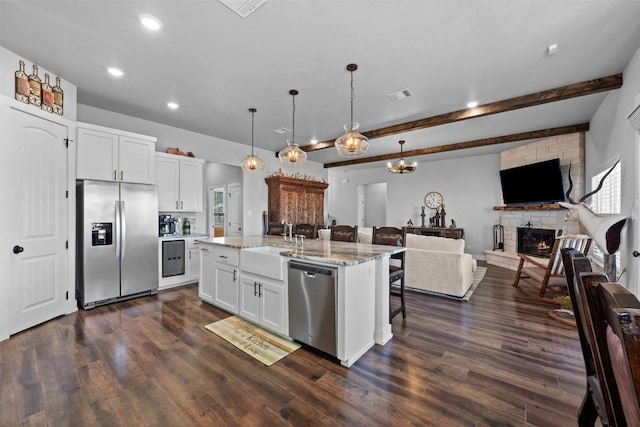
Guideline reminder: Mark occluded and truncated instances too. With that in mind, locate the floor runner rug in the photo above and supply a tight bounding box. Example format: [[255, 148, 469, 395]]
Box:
[[204, 316, 300, 366]]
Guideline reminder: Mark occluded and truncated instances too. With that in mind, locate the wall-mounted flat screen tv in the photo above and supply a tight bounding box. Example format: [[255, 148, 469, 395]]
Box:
[[499, 158, 566, 205]]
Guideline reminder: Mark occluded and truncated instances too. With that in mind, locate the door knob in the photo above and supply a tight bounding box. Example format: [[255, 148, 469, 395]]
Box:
[[13, 245, 24, 254], [633, 250, 640, 258]]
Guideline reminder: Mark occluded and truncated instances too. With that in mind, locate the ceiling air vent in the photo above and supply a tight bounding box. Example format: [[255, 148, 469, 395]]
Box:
[[628, 104, 640, 132], [218, 0, 267, 18], [387, 88, 413, 102], [274, 127, 291, 135]]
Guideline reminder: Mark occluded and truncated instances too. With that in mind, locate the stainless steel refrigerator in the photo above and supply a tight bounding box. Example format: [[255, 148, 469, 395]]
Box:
[[76, 180, 159, 309]]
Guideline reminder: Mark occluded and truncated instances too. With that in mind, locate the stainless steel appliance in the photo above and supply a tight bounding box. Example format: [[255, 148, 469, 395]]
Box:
[[288, 261, 338, 357], [76, 180, 159, 309], [162, 240, 185, 277]]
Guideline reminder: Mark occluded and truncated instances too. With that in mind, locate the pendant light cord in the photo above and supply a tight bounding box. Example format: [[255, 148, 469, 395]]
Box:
[[291, 92, 296, 142], [251, 110, 255, 156], [350, 70, 354, 128]]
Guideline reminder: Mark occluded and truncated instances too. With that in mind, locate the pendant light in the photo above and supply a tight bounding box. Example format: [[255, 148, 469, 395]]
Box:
[[387, 140, 417, 174], [335, 63, 369, 157], [241, 107, 265, 172], [278, 89, 307, 166]]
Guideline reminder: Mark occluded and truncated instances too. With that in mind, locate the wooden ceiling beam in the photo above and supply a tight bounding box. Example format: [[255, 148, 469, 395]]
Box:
[[298, 73, 621, 153], [323, 123, 590, 168]]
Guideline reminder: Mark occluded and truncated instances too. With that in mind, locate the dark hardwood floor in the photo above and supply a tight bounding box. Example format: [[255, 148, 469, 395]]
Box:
[[1, 264, 591, 426]]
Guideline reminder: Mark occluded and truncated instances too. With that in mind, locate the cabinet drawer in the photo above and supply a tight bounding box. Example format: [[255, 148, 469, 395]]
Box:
[[213, 247, 239, 267]]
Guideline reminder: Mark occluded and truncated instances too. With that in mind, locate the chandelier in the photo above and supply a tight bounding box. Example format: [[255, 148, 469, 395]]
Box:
[[278, 89, 307, 166], [335, 63, 369, 157], [241, 107, 265, 172], [387, 140, 417, 174]]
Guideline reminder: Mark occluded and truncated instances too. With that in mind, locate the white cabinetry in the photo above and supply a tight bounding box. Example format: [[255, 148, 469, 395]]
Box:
[[239, 273, 286, 335], [208, 247, 239, 313], [155, 152, 204, 212], [77, 123, 155, 184], [199, 246, 214, 302], [186, 239, 201, 281]]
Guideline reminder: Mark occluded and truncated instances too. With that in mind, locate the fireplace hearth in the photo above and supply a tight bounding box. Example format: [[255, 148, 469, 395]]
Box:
[[517, 227, 557, 258]]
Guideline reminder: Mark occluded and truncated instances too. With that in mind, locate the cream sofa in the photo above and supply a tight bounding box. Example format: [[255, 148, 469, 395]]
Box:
[[404, 233, 477, 297]]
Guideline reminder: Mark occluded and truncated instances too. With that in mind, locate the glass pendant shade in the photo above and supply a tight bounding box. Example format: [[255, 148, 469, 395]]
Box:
[[279, 139, 307, 166], [241, 154, 264, 172], [387, 140, 417, 174], [279, 89, 306, 167], [241, 107, 265, 172], [335, 122, 369, 157]]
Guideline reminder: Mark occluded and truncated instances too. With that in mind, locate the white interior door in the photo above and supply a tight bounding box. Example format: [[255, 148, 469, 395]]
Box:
[[7, 108, 69, 334], [227, 182, 242, 236]]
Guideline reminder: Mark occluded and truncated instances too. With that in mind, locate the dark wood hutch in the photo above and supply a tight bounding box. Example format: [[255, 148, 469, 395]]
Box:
[[265, 176, 329, 225]]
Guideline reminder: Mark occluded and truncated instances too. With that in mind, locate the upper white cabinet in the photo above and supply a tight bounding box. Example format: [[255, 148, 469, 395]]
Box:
[[155, 152, 204, 212], [76, 122, 156, 184]]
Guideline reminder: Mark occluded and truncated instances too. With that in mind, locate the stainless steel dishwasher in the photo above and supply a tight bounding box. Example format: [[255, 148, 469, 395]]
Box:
[[288, 260, 338, 357]]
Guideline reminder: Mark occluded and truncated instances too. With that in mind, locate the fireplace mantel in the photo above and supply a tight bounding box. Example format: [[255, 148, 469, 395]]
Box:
[[493, 203, 565, 211]]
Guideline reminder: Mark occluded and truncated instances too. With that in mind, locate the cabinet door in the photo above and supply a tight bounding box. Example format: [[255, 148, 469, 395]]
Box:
[[281, 189, 299, 223], [213, 262, 238, 313], [156, 156, 180, 211], [260, 280, 285, 335], [238, 274, 260, 323], [187, 241, 201, 280], [308, 190, 325, 225], [199, 247, 214, 303], [179, 159, 203, 212], [119, 136, 155, 184], [76, 127, 118, 181]]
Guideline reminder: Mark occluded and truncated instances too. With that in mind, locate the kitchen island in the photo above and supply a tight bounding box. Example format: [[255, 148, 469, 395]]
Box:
[[196, 235, 404, 367]]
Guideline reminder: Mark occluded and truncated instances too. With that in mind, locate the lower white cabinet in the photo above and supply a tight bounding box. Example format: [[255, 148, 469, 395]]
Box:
[[239, 272, 286, 335], [186, 239, 200, 281], [199, 246, 214, 302]]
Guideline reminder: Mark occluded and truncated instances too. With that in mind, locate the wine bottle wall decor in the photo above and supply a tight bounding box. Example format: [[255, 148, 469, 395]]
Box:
[[14, 59, 64, 115]]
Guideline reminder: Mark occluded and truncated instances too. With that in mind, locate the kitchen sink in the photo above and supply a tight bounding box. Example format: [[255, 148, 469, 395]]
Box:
[[240, 246, 286, 280]]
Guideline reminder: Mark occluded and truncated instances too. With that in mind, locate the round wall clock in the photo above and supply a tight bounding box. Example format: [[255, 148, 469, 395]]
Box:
[[424, 191, 443, 209]]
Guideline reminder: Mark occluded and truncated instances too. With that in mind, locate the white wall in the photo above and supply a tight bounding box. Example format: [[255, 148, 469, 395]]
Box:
[[77, 104, 328, 235], [327, 153, 502, 259], [586, 43, 640, 294]]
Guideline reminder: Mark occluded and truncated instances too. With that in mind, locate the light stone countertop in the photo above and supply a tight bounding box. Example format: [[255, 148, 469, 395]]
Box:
[[196, 235, 404, 266]]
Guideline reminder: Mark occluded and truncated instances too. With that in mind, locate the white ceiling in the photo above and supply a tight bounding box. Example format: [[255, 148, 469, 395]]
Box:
[[2, 1, 640, 170]]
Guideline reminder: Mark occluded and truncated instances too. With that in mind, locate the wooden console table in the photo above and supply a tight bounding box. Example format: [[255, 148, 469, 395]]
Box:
[[404, 226, 464, 239]]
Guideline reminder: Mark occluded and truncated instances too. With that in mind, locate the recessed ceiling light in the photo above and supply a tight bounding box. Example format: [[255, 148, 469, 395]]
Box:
[[139, 14, 163, 31], [107, 67, 124, 77], [466, 101, 479, 108], [547, 43, 558, 56], [310, 139, 318, 144], [167, 102, 179, 110]]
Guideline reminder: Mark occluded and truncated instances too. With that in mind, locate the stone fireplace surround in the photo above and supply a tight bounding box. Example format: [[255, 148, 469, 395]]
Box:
[[485, 133, 583, 270]]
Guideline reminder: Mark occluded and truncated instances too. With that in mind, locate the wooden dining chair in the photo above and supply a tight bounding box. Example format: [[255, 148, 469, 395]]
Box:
[[512, 233, 591, 303], [266, 222, 285, 236], [585, 279, 640, 426], [294, 223, 318, 239], [330, 225, 358, 242], [372, 226, 406, 322], [562, 248, 640, 426], [562, 248, 612, 426]]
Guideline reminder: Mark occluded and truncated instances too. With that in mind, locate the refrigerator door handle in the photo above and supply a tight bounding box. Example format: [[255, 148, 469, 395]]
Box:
[[120, 201, 126, 261], [115, 201, 121, 261]]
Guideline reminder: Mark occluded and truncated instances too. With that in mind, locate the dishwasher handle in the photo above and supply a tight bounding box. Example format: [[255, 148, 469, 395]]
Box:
[[289, 260, 336, 277]]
